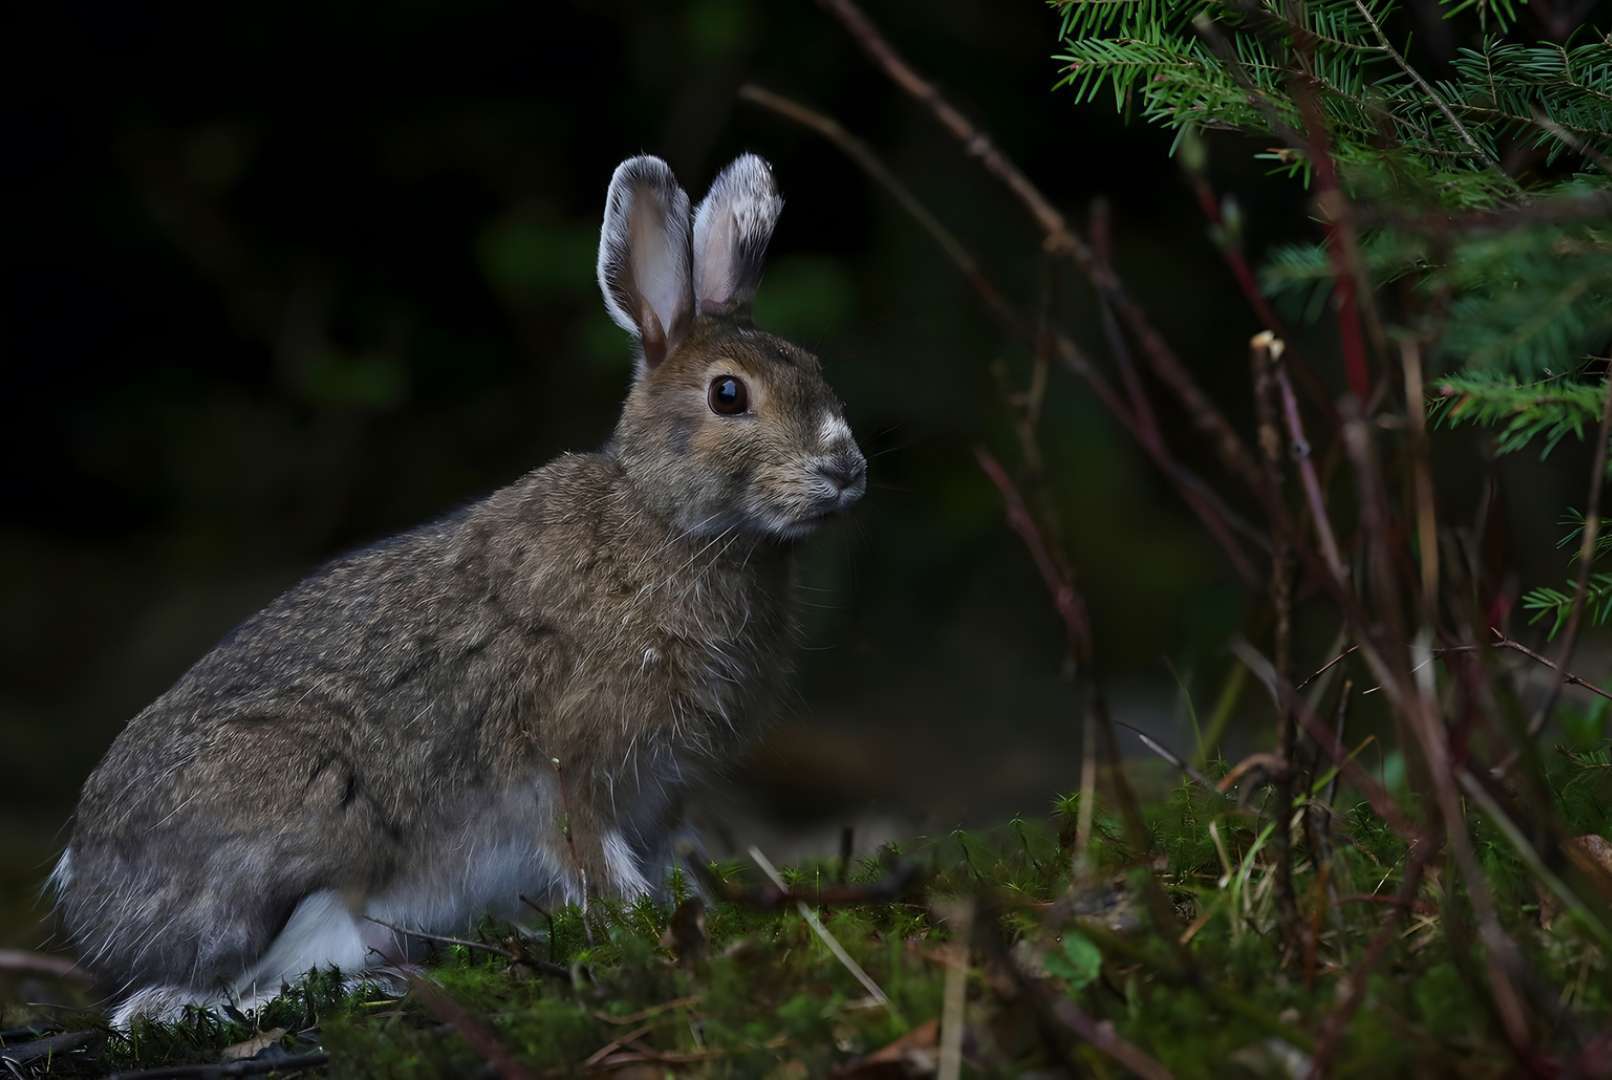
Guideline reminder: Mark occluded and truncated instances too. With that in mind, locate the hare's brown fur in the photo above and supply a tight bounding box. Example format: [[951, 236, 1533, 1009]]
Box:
[[55, 155, 866, 1024]]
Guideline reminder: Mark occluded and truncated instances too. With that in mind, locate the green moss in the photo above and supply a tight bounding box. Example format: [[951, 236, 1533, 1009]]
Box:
[[15, 753, 1612, 1077]]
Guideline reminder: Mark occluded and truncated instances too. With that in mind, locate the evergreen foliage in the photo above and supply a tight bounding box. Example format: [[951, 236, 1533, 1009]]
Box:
[[1054, 0, 1612, 622]]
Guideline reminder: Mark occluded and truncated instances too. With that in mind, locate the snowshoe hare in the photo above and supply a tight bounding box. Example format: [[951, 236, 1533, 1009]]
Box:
[[52, 153, 866, 1025]]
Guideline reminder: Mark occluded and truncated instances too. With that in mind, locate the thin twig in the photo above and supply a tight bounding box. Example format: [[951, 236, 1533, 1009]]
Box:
[[1532, 372, 1612, 735], [1530, 111, 1612, 176], [1301, 634, 1612, 705], [739, 84, 1264, 586], [977, 447, 1196, 966], [1276, 365, 1348, 580], [582, 1036, 788, 1070], [1112, 719, 1223, 795], [1252, 332, 1301, 949], [1233, 640, 1419, 838], [1190, 13, 1312, 154], [1325, 679, 1353, 811], [1348, 0, 1502, 172], [819, 0, 1265, 496], [1459, 770, 1612, 950], [1342, 398, 1412, 653], [1490, 633, 1612, 704], [681, 850, 920, 910], [937, 898, 972, 1080], [103, 1053, 329, 1080], [581, 1023, 656, 1070], [1, 1030, 100, 1068], [816, 0, 1068, 249], [1352, 190, 1612, 231], [1283, 41, 1378, 398], [1296, 644, 1360, 690], [1181, 165, 1337, 421], [591, 995, 701, 1027], [748, 847, 892, 1009], [361, 916, 512, 960], [736, 86, 1017, 332]]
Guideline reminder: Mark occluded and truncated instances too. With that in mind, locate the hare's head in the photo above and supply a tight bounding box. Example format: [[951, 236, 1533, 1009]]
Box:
[[598, 154, 865, 541]]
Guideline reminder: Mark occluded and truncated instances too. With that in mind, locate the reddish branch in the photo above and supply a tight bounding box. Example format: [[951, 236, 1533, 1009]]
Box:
[[739, 84, 1262, 586], [975, 449, 1092, 656], [1289, 80, 1374, 402], [818, 0, 1265, 497], [1187, 174, 1329, 412], [977, 446, 1196, 971], [1190, 12, 1376, 400]]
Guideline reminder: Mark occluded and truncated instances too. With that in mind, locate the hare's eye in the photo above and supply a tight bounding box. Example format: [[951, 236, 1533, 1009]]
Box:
[[708, 375, 749, 416]]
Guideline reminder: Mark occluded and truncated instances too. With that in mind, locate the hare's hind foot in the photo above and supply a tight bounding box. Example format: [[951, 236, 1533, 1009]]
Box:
[[106, 889, 399, 1028]]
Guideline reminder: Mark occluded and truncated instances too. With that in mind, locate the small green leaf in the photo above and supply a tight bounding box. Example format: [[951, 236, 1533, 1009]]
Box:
[[1044, 931, 1103, 992]]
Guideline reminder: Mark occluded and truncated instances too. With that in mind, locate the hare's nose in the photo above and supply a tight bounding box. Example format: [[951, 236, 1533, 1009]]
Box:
[[816, 454, 867, 495]]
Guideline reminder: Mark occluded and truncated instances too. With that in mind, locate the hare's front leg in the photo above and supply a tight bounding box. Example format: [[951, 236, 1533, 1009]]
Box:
[[551, 784, 654, 901]]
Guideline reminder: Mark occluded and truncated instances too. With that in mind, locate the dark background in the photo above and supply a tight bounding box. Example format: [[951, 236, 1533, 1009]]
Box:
[[1, 1, 1588, 945]]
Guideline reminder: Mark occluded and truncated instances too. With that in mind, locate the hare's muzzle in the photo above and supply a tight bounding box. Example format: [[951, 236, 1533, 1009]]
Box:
[[810, 446, 867, 514]]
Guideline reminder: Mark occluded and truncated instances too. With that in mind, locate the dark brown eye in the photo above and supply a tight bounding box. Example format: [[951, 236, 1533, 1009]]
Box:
[[708, 375, 748, 416]]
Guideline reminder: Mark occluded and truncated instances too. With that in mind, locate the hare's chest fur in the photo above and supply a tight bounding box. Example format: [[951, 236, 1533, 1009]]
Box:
[[508, 472, 795, 773]]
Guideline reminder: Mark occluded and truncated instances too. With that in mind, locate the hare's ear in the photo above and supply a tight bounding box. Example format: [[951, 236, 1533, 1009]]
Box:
[[597, 156, 694, 371], [691, 154, 783, 319]]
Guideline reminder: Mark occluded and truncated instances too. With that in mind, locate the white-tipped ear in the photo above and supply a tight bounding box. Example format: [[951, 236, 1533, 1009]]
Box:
[[597, 156, 694, 370], [691, 154, 783, 318]]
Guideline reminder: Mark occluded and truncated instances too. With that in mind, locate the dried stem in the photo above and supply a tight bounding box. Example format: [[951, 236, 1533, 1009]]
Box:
[[1252, 332, 1301, 947], [749, 846, 893, 1009]]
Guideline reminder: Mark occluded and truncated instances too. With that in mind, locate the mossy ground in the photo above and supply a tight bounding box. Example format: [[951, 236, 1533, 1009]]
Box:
[[4, 747, 1611, 1078]]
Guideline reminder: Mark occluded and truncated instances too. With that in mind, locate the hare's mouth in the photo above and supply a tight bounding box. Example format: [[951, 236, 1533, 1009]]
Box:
[[759, 481, 864, 540], [794, 496, 861, 529]]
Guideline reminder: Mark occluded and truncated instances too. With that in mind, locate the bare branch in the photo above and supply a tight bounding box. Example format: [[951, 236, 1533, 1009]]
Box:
[[819, 0, 1265, 495]]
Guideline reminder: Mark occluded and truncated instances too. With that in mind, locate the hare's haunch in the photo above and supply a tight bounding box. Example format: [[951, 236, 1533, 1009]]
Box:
[[54, 154, 866, 1026]]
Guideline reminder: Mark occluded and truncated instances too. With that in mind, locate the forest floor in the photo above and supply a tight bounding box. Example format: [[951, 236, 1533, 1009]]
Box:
[[3, 753, 1611, 1078]]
